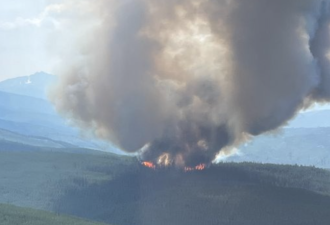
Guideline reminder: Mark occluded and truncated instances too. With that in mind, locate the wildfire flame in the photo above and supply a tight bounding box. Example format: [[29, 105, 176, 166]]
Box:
[[142, 161, 206, 172], [142, 161, 156, 169], [184, 164, 206, 172]]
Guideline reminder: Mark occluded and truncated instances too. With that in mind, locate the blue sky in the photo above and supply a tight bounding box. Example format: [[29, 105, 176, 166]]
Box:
[[0, 0, 72, 81], [0, 1, 60, 81], [0, 0, 103, 81], [0, 0, 330, 111]]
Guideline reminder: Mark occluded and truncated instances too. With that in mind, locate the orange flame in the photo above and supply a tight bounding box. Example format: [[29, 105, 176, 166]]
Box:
[[195, 164, 206, 170], [142, 161, 156, 169], [142, 161, 206, 171], [184, 163, 206, 172]]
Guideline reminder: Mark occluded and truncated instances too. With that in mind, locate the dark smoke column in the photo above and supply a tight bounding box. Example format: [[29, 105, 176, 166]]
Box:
[[51, 0, 330, 168]]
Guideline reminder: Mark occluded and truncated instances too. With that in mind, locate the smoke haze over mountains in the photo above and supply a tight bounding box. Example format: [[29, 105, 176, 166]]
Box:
[[52, 0, 330, 167]]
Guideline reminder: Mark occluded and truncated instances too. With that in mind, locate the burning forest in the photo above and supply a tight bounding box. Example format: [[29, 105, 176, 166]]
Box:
[[141, 160, 207, 172], [51, 0, 330, 169]]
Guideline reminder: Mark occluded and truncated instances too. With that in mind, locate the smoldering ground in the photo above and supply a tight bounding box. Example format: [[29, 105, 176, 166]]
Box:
[[51, 0, 330, 167]]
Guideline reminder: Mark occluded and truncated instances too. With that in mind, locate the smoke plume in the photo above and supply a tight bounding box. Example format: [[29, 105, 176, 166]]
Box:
[[51, 0, 330, 167]]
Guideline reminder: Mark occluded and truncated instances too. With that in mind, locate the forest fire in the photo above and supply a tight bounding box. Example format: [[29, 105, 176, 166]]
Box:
[[141, 161, 206, 172], [184, 164, 206, 172], [141, 161, 156, 169]]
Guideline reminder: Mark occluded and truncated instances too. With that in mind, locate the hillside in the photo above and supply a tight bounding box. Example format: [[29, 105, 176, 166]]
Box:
[[0, 151, 133, 210], [55, 164, 330, 225], [0, 90, 103, 149], [0, 128, 73, 148], [0, 204, 109, 225], [0, 73, 118, 152], [0, 72, 57, 100], [229, 127, 330, 168], [1, 150, 330, 225]]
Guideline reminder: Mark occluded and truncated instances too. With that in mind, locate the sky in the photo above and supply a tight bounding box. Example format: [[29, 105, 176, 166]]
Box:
[[0, 0, 67, 81], [1, 0, 330, 119]]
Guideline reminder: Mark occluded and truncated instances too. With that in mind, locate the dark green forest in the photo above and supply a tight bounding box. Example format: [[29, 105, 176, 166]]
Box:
[[1, 150, 330, 225]]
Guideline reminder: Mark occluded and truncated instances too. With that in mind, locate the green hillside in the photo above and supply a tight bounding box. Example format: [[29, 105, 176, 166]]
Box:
[[1, 150, 330, 225], [0, 204, 108, 225], [0, 151, 134, 210], [55, 164, 330, 225]]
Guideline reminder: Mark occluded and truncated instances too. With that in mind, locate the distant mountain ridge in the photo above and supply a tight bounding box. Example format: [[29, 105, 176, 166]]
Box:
[[226, 127, 330, 168], [0, 127, 71, 149], [0, 72, 57, 100], [0, 72, 118, 153]]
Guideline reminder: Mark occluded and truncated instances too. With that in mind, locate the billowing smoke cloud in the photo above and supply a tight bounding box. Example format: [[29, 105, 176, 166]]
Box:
[[51, 0, 330, 167]]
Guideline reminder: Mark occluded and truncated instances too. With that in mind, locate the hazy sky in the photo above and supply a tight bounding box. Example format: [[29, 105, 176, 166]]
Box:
[[0, 0, 63, 81]]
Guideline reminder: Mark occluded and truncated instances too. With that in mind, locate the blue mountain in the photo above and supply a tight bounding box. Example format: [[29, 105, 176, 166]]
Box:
[[0, 72, 118, 153], [221, 105, 330, 168], [0, 72, 56, 100]]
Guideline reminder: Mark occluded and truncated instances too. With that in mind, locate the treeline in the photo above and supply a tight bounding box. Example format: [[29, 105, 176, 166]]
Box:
[[53, 161, 330, 225], [212, 162, 330, 195]]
